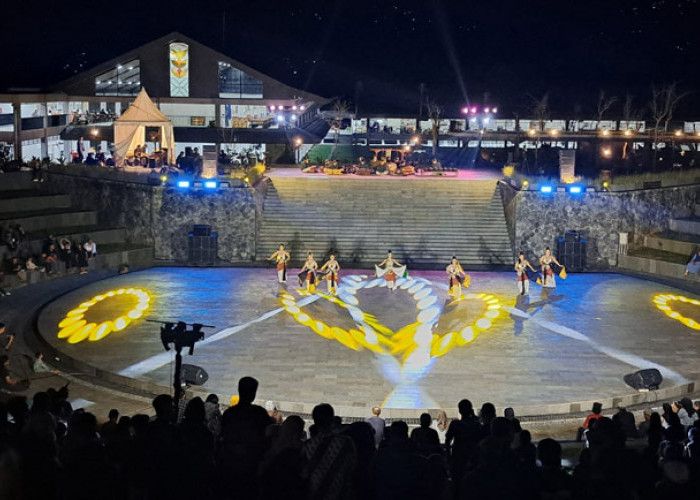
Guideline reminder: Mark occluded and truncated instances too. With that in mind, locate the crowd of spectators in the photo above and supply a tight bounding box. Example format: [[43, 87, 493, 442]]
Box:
[[2, 374, 700, 499], [1, 226, 97, 289]]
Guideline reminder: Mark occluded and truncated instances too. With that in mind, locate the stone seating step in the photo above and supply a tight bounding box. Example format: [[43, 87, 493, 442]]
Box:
[[643, 235, 696, 258], [0, 193, 72, 213], [0, 172, 36, 191], [0, 209, 98, 233], [670, 217, 700, 236], [617, 253, 698, 281]]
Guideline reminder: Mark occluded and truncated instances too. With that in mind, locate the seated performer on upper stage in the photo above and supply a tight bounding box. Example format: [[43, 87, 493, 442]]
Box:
[[514, 252, 537, 295], [375, 250, 406, 291], [298, 251, 319, 292], [319, 253, 341, 295], [446, 256, 468, 297], [539, 247, 563, 288], [267, 244, 290, 283]]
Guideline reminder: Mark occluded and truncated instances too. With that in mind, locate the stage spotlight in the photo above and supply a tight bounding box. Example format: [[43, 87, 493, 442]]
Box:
[[484, 107, 491, 113], [204, 181, 217, 189], [300, 105, 305, 111], [219, 181, 231, 188], [540, 185, 553, 194], [292, 105, 298, 110], [492, 107, 498, 113], [276, 115, 284, 122], [471, 106, 477, 114], [461, 106, 469, 114], [177, 180, 190, 189], [522, 180, 529, 189], [568, 186, 582, 194], [602, 180, 611, 190], [270, 105, 276, 111]]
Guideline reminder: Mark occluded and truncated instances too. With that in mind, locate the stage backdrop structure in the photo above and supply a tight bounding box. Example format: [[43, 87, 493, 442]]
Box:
[[114, 88, 175, 165]]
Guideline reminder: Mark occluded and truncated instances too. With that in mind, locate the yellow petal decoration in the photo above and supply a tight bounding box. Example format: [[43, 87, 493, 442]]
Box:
[[56, 288, 151, 344]]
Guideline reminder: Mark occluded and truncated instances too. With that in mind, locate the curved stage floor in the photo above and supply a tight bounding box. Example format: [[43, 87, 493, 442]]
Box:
[[37, 268, 700, 417]]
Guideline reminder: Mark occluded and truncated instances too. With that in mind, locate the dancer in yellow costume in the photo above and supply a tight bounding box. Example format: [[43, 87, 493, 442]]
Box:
[[375, 250, 406, 291], [267, 244, 290, 283], [298, 251, 319, 292], [446, 256, 468, 297], [320, 253, 341, 295]]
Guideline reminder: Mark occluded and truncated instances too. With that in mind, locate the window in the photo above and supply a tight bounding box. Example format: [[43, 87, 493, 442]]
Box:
[[170, 43, 189, 97], [95, 60, 140, 96], [218, 62, 263, 98]]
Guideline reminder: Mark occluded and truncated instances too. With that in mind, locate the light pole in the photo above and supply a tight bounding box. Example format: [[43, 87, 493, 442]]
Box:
[[461, 105, 498, 168], [294, 136, 303, 164]]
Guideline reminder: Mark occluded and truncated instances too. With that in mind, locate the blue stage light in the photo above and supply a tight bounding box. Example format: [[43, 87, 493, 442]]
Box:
[[204, 181, 217, 189], [177, 181, 190, 189], [540, 185, 553, 193], [568, 186, 582, 194]]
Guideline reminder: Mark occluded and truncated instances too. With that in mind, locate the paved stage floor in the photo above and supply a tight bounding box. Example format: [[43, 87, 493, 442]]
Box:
[[36, 267, 700, 416]]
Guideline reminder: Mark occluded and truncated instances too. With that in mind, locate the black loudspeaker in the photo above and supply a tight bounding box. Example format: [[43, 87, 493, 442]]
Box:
[[192, 225, 211, 237], [188, 232, 218, 264], [624, 368, 663, 391], [556, 237, 587, 271], [181, 364, 209, 386], [145, 126, 161, 142]]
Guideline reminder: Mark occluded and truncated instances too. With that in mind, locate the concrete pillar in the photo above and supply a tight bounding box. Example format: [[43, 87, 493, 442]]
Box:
[[41, 102, 49, 159], [12, 101, 22, 160], [215, 103, 222, 127]]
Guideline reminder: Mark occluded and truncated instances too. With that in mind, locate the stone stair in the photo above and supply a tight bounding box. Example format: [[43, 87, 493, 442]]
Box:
[[257, 176, 513, 267], [0, 172, 152, 287]]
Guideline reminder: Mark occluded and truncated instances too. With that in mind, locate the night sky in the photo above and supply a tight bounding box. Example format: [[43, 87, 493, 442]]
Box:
[[1, 0, 698, 116]]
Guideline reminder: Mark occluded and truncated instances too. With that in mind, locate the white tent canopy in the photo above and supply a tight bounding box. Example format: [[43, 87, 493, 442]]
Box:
[[114, 88, 175, 164]]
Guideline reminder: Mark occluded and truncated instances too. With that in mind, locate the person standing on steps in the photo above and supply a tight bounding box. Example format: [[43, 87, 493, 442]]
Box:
[[514, 252, 537, 295], [375, 250, 406, 291], [319, 253, 341, 295], [268, 244, 290, 283]]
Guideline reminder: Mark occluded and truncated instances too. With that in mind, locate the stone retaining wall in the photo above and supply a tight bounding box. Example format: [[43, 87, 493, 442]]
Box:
[[512, 185, 699, 268], [42, 172, 257, 263]]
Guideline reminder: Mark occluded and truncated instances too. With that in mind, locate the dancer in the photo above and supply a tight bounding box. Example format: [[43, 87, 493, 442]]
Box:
[[514, 252, 537, 295], [375, 250, 406, 291], [320, 253, 341, 295], [539, 247, 563, 288], [267, 244, 290, 283], [446, 256, 468, 297], [298, 251, 319, 292]]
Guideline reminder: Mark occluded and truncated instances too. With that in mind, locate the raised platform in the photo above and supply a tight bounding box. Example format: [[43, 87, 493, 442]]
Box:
[[34, 267, 700, 418]]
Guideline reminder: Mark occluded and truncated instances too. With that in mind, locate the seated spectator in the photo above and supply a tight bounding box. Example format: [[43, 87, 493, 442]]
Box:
[[410, 413, 440, 455], [11, 257, 26, 282], [265, 400, 283, 424], [537, 438, 574, 497], [638, 408, 653, 438], [430, 409, 451, 444], [84, 151, 97, 165], [0, 322, 14, 353], [577, 401, 603, 441], [513, 429, 536, 470], [204, 393, 222, 437], [95, 147, 106, 165], [0, 355, 23, 391], [31, 352, 58, 375], [612, 406, 638, 439], [504, 407, 522, 433], [301, 403, 356, 500], [26, 256, 45, 273]]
